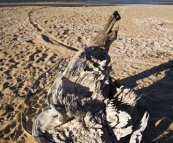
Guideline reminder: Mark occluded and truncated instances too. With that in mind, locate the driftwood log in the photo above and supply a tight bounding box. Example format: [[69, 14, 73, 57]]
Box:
[[32, 11, 149, 143]]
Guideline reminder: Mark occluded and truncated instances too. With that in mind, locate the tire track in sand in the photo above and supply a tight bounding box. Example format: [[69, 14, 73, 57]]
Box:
[[21, 7, 78, 137], [27, 7, 78, 52]]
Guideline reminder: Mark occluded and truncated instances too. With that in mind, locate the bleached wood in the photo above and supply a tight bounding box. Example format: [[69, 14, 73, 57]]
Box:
[[32, 11, 149, 143], [129, 112, 149, 143]]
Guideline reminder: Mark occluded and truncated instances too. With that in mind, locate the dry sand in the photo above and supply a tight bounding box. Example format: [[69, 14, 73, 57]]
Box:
[[0, 5, 173, 143]]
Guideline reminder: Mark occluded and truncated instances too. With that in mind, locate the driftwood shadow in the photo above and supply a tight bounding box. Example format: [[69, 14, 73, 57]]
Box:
[[41, 34, 78, 52], [116, 59, 173, 143]]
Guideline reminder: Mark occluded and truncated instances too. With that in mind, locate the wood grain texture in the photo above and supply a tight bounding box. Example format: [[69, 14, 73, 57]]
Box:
[[32, 11, 149, 143]]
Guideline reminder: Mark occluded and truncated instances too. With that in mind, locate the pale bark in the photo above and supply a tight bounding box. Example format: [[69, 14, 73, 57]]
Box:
[[32, 11, 149, 143]]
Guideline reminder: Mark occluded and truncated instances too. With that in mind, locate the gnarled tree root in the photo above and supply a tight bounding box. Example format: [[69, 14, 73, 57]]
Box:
[[32, 11, 149, 143]]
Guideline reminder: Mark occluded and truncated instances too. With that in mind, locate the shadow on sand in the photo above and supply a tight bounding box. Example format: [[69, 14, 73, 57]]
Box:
[[117, 59, 173, 143], [22, 53, 173, 142]]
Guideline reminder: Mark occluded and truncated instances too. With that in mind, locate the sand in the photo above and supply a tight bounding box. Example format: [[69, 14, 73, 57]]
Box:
[[0, 5, 173, 143]]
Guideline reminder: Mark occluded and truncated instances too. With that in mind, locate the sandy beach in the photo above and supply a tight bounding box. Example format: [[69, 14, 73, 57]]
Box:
[[0, 5, 173, 143]]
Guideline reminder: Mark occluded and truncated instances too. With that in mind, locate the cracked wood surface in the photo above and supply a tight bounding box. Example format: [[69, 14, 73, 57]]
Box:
[[32, 11, 149, 143], [1, 6, 173, 143]]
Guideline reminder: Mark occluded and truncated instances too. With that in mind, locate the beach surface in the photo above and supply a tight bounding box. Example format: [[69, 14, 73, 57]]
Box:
[[0, 5, 173, 143]]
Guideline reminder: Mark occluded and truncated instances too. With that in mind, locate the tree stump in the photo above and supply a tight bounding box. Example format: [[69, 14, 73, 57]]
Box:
[[32, 11, 149, 143]]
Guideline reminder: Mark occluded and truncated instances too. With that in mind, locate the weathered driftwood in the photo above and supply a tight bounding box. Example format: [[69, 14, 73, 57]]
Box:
[[32, 11, 149, 143]]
